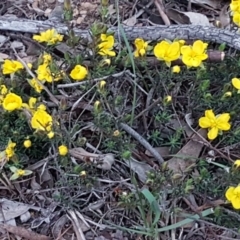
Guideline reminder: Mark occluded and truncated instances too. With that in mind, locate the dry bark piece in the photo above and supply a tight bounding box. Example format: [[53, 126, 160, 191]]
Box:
[[0, 17, 240, 50]]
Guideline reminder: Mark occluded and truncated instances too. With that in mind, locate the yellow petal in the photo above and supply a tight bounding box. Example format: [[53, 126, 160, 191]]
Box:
[[192, 40, 205, 54], [181, 46, 192, 56], [225, 186, 235, 201], [234, 159, 240, 167], [232, 77, 240, 90], [134, 50, 139, 57], [231, 195, 240, 209], [199, 117, 212, 128], [135, 38, 144, 49], [154, 41, 169, 59], [191, 58, 202, 67], [216, 113, 231, 130], [168, 42, 180, 60], [205, 110, 215, 120], [208, 127, 218, 140], [182, 55, 192, 67]]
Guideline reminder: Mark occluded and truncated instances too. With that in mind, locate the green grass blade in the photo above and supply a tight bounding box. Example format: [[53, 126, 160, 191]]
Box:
[[141, 189, 161, 226]]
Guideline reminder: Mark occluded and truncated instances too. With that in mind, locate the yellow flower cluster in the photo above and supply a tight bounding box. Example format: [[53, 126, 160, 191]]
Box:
[[98, 34, 116, 57], [154, 39, 208, 68], [132, 38, 208, 68], [36, 53, 64, 83], [230, 0, 240, 27], [133, 38, 148, 57], [5, 141, 16, 160], [33, 29, 63, 45], [0, 86, 55, 139]]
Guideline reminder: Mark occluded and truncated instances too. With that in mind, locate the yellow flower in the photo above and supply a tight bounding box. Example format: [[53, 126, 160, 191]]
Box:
[[172, 65, 180, 73], [230, 0, 240, 13], [27, 63, 32, 69], [94, 100, 101, 113], [38, 104, 47, 111], [98, 34, 116, 57], [113, 130, 120, 137], [181, 40, 208, 68], [52, 71, 65, 82], [37, 64, 53, 83], [33, 29, 63, 45], [70, 65, 88, 81], [23, 140, 32, 148], [199, 110, 231, 140], [223, 91, 232, 98], [42, 53, 52, 64], [154, 41, 180, 67], [29, 78, 44, 93], [225, 185, 240, 209], [9, 166, 32, 180], [232, 77, 240, 91], [99, 59, 111, 67], [22, 97, 37, 113], [2, 59, 24, 74], [134, 38, 148, 57], [80, 170, 86, 177], [177, 39, 185, 47], [58, 145, 68, 156], [29, 97, 37, 109], [234, 159, 240, 168], [2, 93, 23, 111], [164, 95, 172, 103], [5, 141, 16, 160], [47, 131, 55, 139], [31, 109, 53, 132], [98, 80, 106, 93], [0, 85, 8, 95], [233, 12, 240, 27]]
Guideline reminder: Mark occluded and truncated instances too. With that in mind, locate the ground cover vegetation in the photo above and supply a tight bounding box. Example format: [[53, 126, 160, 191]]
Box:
[[2, 0, 240, 239]]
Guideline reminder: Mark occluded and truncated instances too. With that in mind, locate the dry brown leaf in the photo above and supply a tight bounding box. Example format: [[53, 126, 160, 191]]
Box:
[[0, 198, 41, 222], [124, 157, 152, 182], [166, 8, 210, 25], [166, 128, 207, 174], [123, 16, 137, 26], [219, 4, 231, 28], [31, 0, 45, 14], [0, 53, 9, 60], [191, 0, 220, 9], [108, 4, 116, 15]]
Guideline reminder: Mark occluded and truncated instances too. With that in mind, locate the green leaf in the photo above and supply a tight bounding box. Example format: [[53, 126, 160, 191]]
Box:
[[9, 166, 18, 173], [24, 170, 33, 176], [218, 43, 226, 51], [141, 189, 161, 226], [10, 173, 19, 181]]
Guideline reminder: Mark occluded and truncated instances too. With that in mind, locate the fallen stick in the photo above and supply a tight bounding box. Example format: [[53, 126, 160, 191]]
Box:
[[0, 223, 51, 240], [0, 17, 240, 50]]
